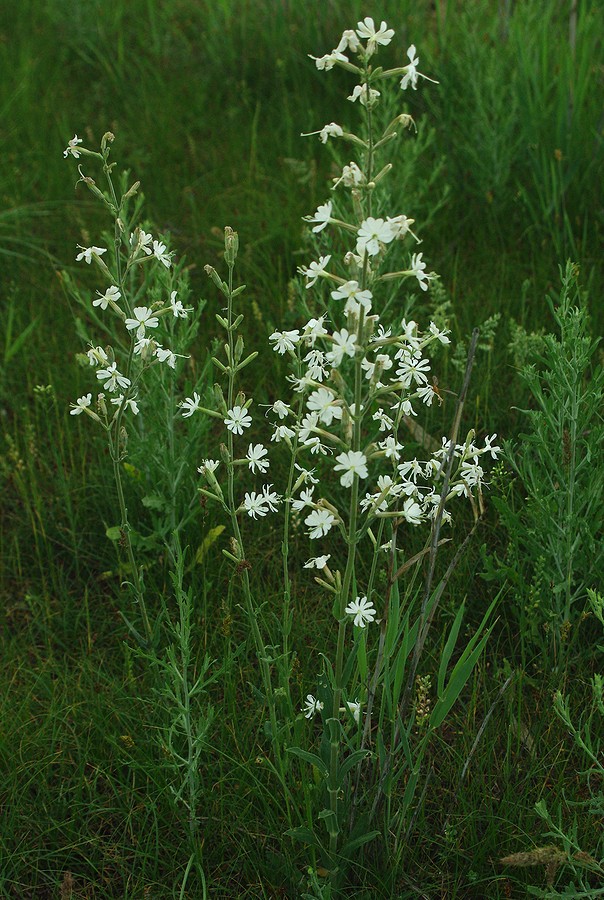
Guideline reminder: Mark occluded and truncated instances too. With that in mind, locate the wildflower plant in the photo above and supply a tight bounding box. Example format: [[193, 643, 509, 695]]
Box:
[[191, 18, 502, 889], [62, 134, 215, 894]]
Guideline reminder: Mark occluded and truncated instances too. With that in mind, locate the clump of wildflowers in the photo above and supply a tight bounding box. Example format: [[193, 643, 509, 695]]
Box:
[[182, 16, 502, 884]]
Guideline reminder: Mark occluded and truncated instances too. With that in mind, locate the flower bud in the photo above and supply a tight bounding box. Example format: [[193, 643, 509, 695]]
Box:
[[213, 383, 226, 412], [224, 226, 239, 266], [234, 334, 244, 363], [220, 442, 231, 464], [101, 132, 115, 153]]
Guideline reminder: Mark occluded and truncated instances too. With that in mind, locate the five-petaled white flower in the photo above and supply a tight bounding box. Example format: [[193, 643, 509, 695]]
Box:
[[344, 595, 377, 628], [409, 252, 430, 291], [197, 459, 219, 476], [70, 393, 92, 415], [96, 362, 131, 392], [356, 17, 395, 54], [125, 306, 159, 339], [224, 405, 252, 435], [180, 392, 201, 418], [298, 255, 331, 289], [326, 329, 356, 367], [153, 240, 172, 268], [269, 330, 301, 354], [170, 291, 188, 318], [246, 443, 270, 474], [334, 450, 368, 487], [93, 285, 121, 311], [63, 135, 83, 158], [302, 695, 324, 719], [243, 491, 268, 519], [305, 200, 333, 233], [110, 394, 139, 415], [305, 508, 336, 540], [356, 217, 395, 257], [307, 388, 342, 426], [400, 45, 420, 91], [76, 245, 107, 264]]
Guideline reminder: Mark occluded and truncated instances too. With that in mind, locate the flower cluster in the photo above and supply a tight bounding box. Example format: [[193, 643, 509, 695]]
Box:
[[63, 136, 192, 425]]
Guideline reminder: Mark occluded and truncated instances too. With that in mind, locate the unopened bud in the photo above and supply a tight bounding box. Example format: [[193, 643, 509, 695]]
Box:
[[234, 334, 244, 363], [224, 226, 239, 266], [213, 383, 226, 412], [101, 132, 115, 153]]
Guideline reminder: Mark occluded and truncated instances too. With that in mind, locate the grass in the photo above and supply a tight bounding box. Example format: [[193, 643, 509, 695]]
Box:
[[1, 0, 603, 896]]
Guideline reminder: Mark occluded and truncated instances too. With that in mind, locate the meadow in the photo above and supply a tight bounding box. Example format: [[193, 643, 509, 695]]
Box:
[[1, 1, 603, 897]]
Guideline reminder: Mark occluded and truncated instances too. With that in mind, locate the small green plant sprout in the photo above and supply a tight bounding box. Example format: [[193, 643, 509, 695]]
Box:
[[187, 17, 502, 890], [62, 131, 204, 651]]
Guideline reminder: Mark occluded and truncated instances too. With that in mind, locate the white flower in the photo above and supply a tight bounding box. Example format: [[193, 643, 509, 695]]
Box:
[[356, 217, 395, 257], [93, 285, 121, 311], [224, 405, 252, 435], [305, 200, 332, 233], [298, 255, 331, 288], [348, 84, 380, 106], [243, 491, 268, 519], [96, 362, 130, 392], [402, 497, 423, 525], [262, 484, 281, 511], [197, 459, 219, 476], [155, 346, 178, 368], [269, 329, 301, 354], [170, 291, 188, 318], [291, 487, 315, 512], [153, 240, 172, 268], [294, 464, 319, 485], [246, 443, 270, 474], [409, 252, 430, 291], [301, 123, 343, 144], [483, 434, 501, 459], [76, 245, 107, 264], [302, 695, 324, 719], [345, 700, 361, 724], [334, 450, 368, 487], [429, 321, 450, 344], [344, 595, 377, 628], [372, 409, 394, 432], [396, 350, 431, 387], [63, 135, 83, 158], [307, 388, 342, 426], [304, 349, 328, 381], [86, 346, 109, 367], [125, 306, 159, 339], [337, 29, 361, 53], [379, 436, 403, 460], [271, 424, 295, 443], [417, 384, 437, 406], [356, 17, 395, 54], [180, 392, 201, 417], [304, 554, 331, 570], [130, 229, 153, 255], [332, 161, 364, 190], [302, 316, 328, 347], [400, 44, 422, 91], [387, 215, 414, 238], [110, 394, 139, 415], [70, 393, 92, 415], [331, 280, 373, 312], [305, 508, 336, 540], [326, 329, 356, 367]]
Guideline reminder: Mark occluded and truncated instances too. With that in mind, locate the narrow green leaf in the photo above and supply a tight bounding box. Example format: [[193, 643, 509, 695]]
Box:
[[340, 830, 381, 857], [437, 601, 465, 697], [286, 746, 328, 776]]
